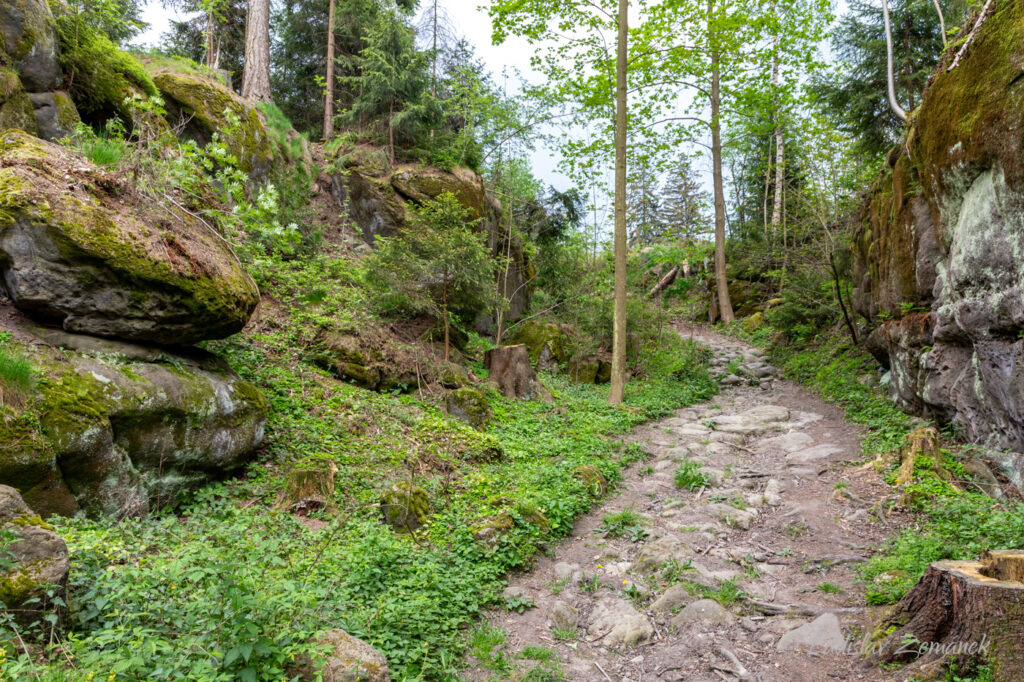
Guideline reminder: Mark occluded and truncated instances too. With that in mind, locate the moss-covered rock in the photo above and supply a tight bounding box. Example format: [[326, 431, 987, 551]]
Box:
[[380, 481, 429, 533], [1, 0, 61, 91], [288, 629, 390, 682], [391, 165, 487, 221], [572, 465, 608, 497], [0, 484, 68, 627], [444, 387, 491, 429], [0, 129, 259, 345], [150, 67, 276, 178], [28, 89, 79, 140], [568, 357, 599, 384], [507, 321, 574, 370], [2, 329, 267, 517], [741, 312, 766, 334], [0, 68, 36, 134], [851, 0, 1024, 456], [49, 5, 156, 122]]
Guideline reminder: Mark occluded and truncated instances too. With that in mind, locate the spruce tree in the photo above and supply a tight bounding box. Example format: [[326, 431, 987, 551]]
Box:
[[626, 163, 663, 246], [659, 156, 710, 242]]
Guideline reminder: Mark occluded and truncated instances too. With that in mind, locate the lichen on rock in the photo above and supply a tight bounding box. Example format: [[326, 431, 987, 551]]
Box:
[[0, 484, 68, 626]]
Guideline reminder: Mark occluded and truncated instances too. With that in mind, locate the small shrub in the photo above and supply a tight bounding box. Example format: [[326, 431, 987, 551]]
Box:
[[674, 459, 709, 490]]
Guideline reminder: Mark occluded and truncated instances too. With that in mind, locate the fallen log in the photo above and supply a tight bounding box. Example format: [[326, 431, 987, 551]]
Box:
[[648, 265, 681, 298]]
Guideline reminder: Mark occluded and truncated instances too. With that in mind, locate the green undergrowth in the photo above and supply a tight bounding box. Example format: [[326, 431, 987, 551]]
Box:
[[7, 304, 714, 680]]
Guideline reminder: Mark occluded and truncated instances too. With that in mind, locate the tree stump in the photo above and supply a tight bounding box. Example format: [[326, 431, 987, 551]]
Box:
[[869, 550, 1024, 680], [483, 344, 551, 401], [279, 460, 338, 515]]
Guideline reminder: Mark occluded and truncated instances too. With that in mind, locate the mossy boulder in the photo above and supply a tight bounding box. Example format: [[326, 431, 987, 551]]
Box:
[[289, 629, 390, 682], [0, 485, 68, 627], [0, 129, 259, 345], [1, 0, 61, 91], [391, 165, 486, 221], [28, 89, 78, 140], [380, 481, 429, 533], [507, 321, 574, 370], [0, 68, 36, 134], [445, 387, 491, 429], [150, 67, 276, 178], [741, 312, 766, 334], [2, 329, 267, 517], [568, 357, 599, 384]]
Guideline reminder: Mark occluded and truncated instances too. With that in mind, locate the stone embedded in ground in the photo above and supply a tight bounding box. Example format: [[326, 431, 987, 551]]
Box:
[[762, 432, 814, 453], [634, 536, 694, 573], [548, 601, 579, 631], [705, 502, 757, 530], [776, 613, 846, 653], [650, 584, 690, 614], [553, 562, 581, 581], [0, 485, 69, 627], [289, 629, 390, 682], [671, 598, 734, 627], [588, 597, 654, 647], [786, 444, 843, 463], [711, 405, 790, 435]]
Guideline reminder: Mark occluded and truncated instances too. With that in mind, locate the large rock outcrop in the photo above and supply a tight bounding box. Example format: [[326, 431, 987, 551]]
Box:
[[328, 146, 533, 323], [0, 129, 260, 345], [2, 328, 267, 518], [0, 0, 61, 92], [852, 0, 1024, 457], [149, 64, 277, 178]]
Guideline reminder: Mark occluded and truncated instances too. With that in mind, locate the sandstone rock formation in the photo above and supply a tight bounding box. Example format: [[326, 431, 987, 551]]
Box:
[[852, 0, 1024, 461], [0, 484, 68, 625], [2, 329, 267, 518], [0, 129, 260, 345], [289, 629, 390, 682], [327, 145, 533, 323]]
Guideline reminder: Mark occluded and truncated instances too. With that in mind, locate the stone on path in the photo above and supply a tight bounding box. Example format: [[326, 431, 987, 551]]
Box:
[[762, 432, 814, 453], [706, 502, 757, 530], [548, 601, 579, 631], [671, 599, 734, 627], [786, 444, 843, 463], [588, 597, 654, 647], [776, 613, 846, 653], [711, 406, 790, 434], [650, 584, 690, 614]]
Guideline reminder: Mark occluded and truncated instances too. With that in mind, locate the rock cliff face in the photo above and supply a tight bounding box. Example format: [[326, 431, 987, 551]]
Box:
[[853, 0, 1024, 460], [328, 146, 533, 324]]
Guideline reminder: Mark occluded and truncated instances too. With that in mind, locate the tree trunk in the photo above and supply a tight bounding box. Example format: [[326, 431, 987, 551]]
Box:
[[484, 345, 550, 401], [709, 1, 734, 324], [388, 100, 396, 165], [609, 0, 629, 405], [323, 0, 336, 139], [648, 265, 680, 298], [770, 31, 785, 239], [242, 0, 273, 102], [869, 552, 1024, 680], [204, 11, 215, 69], [279, 461, 338, 515], [881, 0, 908, 122], [442, 276, 450, 362]]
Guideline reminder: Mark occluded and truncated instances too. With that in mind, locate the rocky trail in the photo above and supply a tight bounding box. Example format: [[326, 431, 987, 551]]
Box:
[[470, 326, 908, 681]]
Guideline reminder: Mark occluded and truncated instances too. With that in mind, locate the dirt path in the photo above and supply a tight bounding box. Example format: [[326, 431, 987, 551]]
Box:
[[469, 325, 908, 682]]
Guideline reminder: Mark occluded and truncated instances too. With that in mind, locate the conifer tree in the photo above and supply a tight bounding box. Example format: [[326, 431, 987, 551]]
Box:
[[659, 156, 710, 241]]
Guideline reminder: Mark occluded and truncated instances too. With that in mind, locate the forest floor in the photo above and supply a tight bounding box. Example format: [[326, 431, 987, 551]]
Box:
[[466, 324, 911, 681]]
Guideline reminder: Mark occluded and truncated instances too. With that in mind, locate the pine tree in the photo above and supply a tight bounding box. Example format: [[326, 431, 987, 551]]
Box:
[[659, 156, 710, 241], [626, 164, 663, 246]]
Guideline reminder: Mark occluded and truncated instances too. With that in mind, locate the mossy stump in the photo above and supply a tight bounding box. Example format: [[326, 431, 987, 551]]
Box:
[[868, 551, 1024, 681], [380, 482, 430, 533], [279, 460, 338, 515]]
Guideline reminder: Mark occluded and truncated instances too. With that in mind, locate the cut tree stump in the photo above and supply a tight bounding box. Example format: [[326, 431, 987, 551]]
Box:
[[278, 461, 338, 515], [484, 344, 551, 401], [868, 550, 1024, 680]]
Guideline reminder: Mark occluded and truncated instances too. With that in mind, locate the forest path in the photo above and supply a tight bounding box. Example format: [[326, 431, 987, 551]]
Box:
[[467, 325, 906, 682]]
